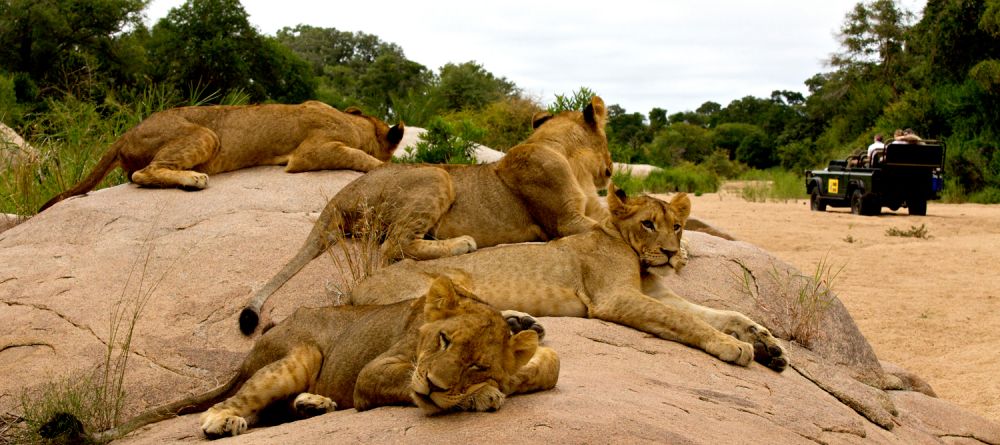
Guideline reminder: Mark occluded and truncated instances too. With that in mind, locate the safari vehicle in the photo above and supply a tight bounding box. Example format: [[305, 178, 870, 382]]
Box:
[[805, 141, 945, 216]]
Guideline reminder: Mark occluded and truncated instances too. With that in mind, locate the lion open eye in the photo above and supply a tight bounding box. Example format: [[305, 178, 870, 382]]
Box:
[[641, 220, 655, 231], [673, 223, 681, 232], [439, 332, 451, 350], [469, 364, 489, 372]]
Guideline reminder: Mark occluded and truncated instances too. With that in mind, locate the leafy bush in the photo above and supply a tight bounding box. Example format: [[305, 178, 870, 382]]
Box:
[[613, 163, 719, 196], [737, 169, 805, 202], [397, 117, 483, 164], [445, 96, 541, 151], [547, 87, 596, 114]]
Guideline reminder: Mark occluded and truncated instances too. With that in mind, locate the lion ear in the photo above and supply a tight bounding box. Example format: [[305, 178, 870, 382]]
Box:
[[424, 276, 460, 321], [388, 122, 405, 146], [531, 112, 553, 129], [508, 330, 539, 371], [607, 183, 629, 217], [345, 106, 364, 116], [583, 96, 607, 129], [670, 192, 691, 222]]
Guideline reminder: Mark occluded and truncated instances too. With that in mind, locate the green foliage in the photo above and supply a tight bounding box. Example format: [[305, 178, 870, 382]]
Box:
[[398, 117, 483, 164], [436, 61, 516, 112], [0, 0, 149, 100], [737, 169, 805, 202], [146, 0, 314, 103], [644, 122, 713, 165], [547, 87, 596, 114], [445, 96, 542, 151], [606, 104, 650, 163], [612, 163, 719, 196]]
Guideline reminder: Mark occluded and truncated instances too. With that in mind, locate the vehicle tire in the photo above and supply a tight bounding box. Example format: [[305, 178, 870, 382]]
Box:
[[908, 199, 927, 216], [810, 189, 826, 211], [850, 190, 864, 215]]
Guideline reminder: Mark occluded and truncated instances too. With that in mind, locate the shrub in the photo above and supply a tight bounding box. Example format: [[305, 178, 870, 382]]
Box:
[[613, 163, 719, 196], [397, 117, 483, 164]]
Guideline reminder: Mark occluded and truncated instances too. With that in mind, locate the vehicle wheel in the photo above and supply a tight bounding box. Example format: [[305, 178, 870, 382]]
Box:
[[908, 199, 927, 216], [810, 189, 826, 211], [850, 190, 863, 215]]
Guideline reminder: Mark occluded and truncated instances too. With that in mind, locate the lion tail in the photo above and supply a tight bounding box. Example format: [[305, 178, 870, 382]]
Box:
[[40, 372, 242, 443], [38, 138, 124, 212], [239, 202, 347, 335]]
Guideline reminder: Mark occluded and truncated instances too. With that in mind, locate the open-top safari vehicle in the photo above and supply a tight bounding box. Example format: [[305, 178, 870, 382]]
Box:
[[805, 141, 945, 216]]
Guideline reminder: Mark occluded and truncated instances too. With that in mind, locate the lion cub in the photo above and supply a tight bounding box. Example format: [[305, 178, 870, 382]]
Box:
[[39, 277, 557, 442], [39, 101, 403, 211]]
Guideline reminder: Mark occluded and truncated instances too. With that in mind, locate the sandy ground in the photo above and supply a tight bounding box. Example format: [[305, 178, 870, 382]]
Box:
[[684, 184, 1000, 423]]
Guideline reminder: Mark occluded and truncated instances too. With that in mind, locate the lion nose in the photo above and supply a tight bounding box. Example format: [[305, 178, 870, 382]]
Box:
[[661, 248, 676, 259]]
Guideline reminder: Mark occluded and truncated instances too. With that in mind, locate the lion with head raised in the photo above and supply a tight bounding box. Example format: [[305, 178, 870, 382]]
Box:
[[348, 185, 788, 372], [239, 96, 614, 334], [39, 101, 404, 211], [39, 277, 557, 442]]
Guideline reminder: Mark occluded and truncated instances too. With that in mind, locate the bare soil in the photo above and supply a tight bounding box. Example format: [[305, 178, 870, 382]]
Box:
[[685, 185, 1000, 422]]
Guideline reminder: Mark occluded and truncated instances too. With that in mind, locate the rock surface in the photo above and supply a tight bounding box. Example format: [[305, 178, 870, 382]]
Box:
[[2, 167, 998, 444]]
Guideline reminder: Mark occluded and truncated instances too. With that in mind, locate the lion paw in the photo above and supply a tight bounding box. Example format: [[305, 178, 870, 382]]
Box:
[[706, 335, 754, 367], [672, 238, 690, 272], [180, 172, 209, 191], [745, 324, 788, 372], [450, 236, 477, 255], [293, 393, 337, 418], [458, 384, 506, 412], [200, 410, 247, 439], [501, 310, 545, 341]]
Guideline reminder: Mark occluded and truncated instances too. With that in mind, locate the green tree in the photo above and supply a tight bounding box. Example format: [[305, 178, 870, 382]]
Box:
[[434, 61, 517, 112], [146, 0, 314, 102], [0, 0, 149, 99], [547, 86, 596, 114], [607, 104, 649, 162]]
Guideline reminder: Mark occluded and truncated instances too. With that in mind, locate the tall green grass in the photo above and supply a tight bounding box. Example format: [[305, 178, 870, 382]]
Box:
[[737, 169, 805, 202], [613, 162, 720, 196]]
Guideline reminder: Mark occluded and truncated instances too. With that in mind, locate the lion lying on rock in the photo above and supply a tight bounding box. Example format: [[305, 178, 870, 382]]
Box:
[[239, 96, 614, 334], [40, 277, 557, 442], [39, 101, 404, 211], [350, 186, 788, 371]]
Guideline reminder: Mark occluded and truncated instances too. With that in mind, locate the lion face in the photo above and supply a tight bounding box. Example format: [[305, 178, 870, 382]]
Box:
[[607, 184, 690, 270], [409, 277, 538, 415]]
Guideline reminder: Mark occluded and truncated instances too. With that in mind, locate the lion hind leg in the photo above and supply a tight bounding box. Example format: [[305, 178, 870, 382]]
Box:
[[377, 171, 477, 261], [130, 125, 219, 190], [200, 344, 323, 437], [285, 139, 382, 173]]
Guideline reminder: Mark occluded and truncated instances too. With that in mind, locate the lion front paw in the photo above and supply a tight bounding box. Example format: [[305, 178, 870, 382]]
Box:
[[200, 409, 247, 439], [293, 393, 337, 418], [706, 335, 754, 367], [746, 325, 788, 372], [671, 238, 690, 272], [458, 384, 506, 412], [501, 310, 545, 341]]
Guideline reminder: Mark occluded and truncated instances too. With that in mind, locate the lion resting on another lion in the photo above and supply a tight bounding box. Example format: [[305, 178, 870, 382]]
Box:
[[39, 101, 404, 211], [239, 96, 614, 335], [41, 277, 558, 442], [350, 186, 789, 372]]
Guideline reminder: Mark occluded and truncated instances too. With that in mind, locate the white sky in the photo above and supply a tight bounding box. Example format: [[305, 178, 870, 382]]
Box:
[[145, 0, 925, 115]]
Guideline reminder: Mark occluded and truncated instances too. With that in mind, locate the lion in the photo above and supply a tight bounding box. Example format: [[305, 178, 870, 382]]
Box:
[[39, 276, 558, 442], [238, 96, 614, 335], [38, 101, 404, 212], [348, 185, 788, 371]]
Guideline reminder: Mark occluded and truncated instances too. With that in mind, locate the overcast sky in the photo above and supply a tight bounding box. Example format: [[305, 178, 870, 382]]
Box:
[[145, 0, 925, 115]]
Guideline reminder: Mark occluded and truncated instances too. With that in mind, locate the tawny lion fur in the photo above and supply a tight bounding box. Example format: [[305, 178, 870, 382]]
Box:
[[39, 101, 404, 211], [239, 96, 614, 334], [53, 277, 557, 442], [350, 186, 789, 372]]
